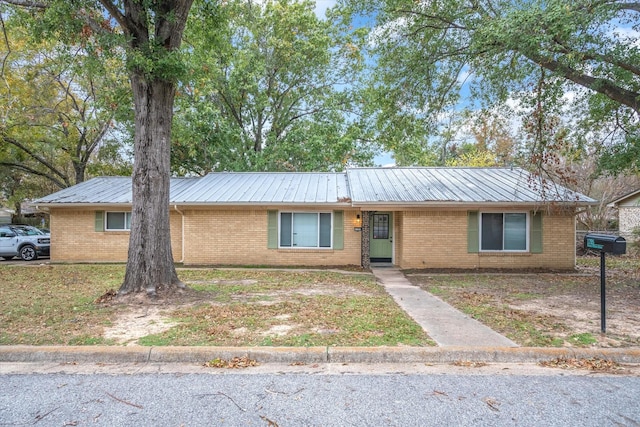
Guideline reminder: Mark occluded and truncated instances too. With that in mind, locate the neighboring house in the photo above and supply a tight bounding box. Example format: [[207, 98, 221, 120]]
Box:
[[0, 208, 13, 225], [608, 189, 640, 234], [33, 167, 596, 270]]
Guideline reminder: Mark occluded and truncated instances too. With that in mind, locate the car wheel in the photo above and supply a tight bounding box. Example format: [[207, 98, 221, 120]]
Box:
[[19, 245, 37, 261]]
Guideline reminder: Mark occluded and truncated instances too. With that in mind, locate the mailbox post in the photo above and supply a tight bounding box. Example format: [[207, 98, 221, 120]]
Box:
[[584, 233, 626, 333]]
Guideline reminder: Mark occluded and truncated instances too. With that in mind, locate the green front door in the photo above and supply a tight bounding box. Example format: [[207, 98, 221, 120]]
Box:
[[370, 212, 393, 262]]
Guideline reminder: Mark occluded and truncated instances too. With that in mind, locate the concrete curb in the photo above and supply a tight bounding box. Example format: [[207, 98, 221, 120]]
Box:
[[1, 346, 640, 365]]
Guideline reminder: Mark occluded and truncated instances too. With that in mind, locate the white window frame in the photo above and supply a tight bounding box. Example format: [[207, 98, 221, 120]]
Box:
[[105, 211, 132, 231], [479, 212, 529, 252], [278, 211, 333, 249]]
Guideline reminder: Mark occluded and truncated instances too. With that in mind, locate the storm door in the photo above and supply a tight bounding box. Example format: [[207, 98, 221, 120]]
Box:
[[369, 212, 393, 262]]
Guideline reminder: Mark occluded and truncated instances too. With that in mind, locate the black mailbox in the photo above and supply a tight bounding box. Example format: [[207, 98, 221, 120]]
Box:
[[584, 233, 626, 255]]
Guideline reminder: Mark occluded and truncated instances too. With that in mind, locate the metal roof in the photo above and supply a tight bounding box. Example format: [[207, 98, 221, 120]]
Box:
[[35, 173, 351, 206], [171, 172, 351, 205], [346, 167, 596, 205], [34, 168, 595, 207], [34, 177, 199, 205]]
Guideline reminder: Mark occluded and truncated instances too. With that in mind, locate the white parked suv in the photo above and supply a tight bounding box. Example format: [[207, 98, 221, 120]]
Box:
[[0, 225, 51, 261]]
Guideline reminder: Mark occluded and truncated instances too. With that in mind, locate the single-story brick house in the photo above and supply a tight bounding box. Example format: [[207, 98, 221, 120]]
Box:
[[608, 189, 640, 235], [34, 167, 595, 269]]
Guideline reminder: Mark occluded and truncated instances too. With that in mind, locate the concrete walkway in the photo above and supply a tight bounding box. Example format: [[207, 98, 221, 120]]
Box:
[[371, 267, 518, 348]]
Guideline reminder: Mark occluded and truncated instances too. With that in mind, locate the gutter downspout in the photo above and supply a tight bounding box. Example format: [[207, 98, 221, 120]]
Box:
[[173, 205, 185, 263]]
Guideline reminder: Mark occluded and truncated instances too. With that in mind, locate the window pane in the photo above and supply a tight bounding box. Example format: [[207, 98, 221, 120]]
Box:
[[293, 213, 318, 247], [504, 213, 527, 250], [125, 213, 132, 230], [280, 213, 292, 247], [373, 214, 389, 239], [106, 212, 126, 230], [319, 213, 331, 247], [481, 213, 503, 250]]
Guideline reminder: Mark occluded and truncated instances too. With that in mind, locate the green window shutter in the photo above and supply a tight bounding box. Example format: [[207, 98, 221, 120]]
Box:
[[333, 210, 344, 250], [95, 211, 104, 232], [467, 211, 479, 253], [530, 211, 543, 253], [267, 210, 278, 249]]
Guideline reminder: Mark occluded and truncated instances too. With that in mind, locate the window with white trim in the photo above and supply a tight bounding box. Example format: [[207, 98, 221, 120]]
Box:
[[480, 212, 527, 251], [279, 212, 332, 248], [106, 212, 132, 231]]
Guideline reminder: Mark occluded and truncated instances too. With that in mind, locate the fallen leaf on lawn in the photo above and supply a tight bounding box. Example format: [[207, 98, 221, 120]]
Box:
[[95, 289, 117, 304]]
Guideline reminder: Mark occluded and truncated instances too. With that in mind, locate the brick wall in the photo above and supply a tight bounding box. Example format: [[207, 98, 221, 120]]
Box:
[[49, 206, 576, 269], [394, 211, 403, 264], [49, 208, 183, 262], [182, 207, 362, 266], [396, 210, 576, 270]]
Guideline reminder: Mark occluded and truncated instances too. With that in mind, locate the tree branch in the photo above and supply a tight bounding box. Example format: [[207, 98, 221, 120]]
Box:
[[613, 1, 640, 13], [0, 0, 47, 8], [546, 29, 640, 78], [0, 161, 68, 189], [394, 9, 468, 31], [524, 51, 640, 114], [1, 135, 70, 183], [0, 11, 11, 79], [97, 0, 128, 36]]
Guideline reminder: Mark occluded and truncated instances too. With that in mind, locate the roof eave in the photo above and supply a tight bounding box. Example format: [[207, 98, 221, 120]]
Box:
[[350, 200, 598, 209], [171, 202, 354, 208], [35, 203, 133, 208], [608, 189, 640, 206]]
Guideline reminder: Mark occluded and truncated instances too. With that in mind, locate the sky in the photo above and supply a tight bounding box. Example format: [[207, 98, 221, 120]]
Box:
[[313, 0, 338, 18]]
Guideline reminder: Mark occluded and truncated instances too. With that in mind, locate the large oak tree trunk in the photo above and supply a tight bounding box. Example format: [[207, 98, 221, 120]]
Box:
[[119, 73, 183, 296]]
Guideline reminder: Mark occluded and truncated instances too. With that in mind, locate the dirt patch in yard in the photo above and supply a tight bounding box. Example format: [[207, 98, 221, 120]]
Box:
[[101, 287, 208, 345], [100, 278, 384, 346], [406, 259, 640, 348], [103, 306, 179, 346]]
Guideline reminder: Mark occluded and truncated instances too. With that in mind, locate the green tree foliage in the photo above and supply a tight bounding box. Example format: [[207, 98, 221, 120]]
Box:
[[172, 0, 374, 175], [1, 0, 195, 296], [0, 14, 132, 195], [445, 147, 500, 167], [339, 0, 640, 172]]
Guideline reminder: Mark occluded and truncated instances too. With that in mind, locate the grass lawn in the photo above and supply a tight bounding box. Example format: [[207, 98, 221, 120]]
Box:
[[0, 264, 433, 347], [2, 256, 637, 348], [407, 255, 640, 348]]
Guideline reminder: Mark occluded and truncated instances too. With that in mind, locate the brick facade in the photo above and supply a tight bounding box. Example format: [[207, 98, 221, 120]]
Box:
[[50, 207, 362, 267], [48, 206, 576, 269], [181, 207, 362, 266], [395, 209, 575, 269], [50, 208, 183, 263]]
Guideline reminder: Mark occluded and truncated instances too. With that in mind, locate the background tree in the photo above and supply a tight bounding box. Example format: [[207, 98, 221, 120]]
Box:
[[1, 0, 195, 296], [339, 0, 640, 173], [172, 0, 374, 175], [0, 16, 132, 192], [0, 168, 51, 219]]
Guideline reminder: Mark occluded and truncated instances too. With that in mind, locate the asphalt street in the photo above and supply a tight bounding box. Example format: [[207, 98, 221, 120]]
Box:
[[1, 363, 639, 426]]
